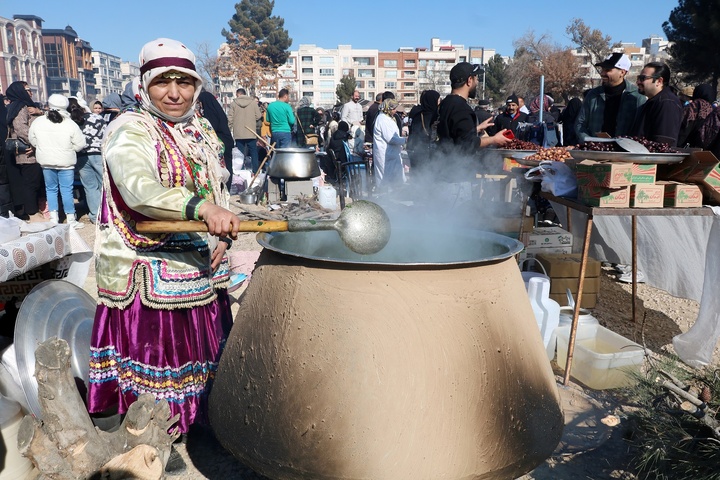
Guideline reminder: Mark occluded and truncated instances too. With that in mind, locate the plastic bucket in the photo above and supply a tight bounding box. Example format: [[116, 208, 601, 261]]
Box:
[[558, 306, 598, 327]]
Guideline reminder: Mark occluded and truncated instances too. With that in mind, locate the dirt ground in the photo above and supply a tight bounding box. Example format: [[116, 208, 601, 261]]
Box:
[[69, 199, 715, 480]]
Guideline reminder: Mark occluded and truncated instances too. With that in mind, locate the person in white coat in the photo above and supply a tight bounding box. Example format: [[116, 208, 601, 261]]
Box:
[[372, 98, 406, 190], [28, 94, 87, 228]]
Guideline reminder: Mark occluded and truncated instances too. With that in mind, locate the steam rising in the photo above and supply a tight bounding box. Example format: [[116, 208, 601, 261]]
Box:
[[262, 147, 529, 264]]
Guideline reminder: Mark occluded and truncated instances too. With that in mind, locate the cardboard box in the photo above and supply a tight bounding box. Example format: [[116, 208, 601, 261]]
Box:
[[267, 179, 315, 203], [549, 276, 601, 295], [630, 184, 665, 208], [502, 156, 524, 171], [576, 160, 633, 188], [657, 181, 703, 208], [663, 151, 720, 204], [534, 253, 602, 278], [519, 245, 573, 263], [550, 292, 597, 309], [631, 164, 657, 184], [578, 185, 631, 208], [523, 227, 573, 248]]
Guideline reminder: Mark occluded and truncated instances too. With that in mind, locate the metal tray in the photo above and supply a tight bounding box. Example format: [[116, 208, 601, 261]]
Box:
[[569, 150, 688, 164], [494, 149, 538, 157], [14, 280, 96, 418]]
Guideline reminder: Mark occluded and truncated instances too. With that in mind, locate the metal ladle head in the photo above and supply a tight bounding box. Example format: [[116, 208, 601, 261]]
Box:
[[288, 200, 391, 255]]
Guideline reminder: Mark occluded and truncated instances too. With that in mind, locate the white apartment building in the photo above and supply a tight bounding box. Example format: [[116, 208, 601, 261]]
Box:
[[92, 51, 123, 99], [120, 61, 140, 89], [277, 39, 497, 110]]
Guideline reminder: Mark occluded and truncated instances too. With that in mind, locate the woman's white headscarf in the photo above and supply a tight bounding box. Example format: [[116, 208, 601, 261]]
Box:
[[137, 38, 203, 123]]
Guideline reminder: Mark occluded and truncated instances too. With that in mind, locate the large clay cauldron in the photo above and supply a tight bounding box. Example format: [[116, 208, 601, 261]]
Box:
[[209, 228, 563, 480]]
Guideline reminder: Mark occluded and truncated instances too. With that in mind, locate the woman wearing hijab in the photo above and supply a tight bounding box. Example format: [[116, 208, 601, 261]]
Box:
[[5, 81, 45, 221], [407, 89, 440, 173], [296, 96, 320, 148], [198, 90, 235, 183], [323, 120, 353, 183], [678, 83, 719, 149], [87, 38, 242, 438], [372, 98, 406, 190]]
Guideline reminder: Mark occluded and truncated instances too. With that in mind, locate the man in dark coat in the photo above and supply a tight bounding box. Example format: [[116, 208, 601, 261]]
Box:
[[489, 94, 528, 135]]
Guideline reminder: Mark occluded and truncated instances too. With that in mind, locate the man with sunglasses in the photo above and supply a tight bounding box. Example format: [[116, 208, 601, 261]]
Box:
[[575, 52, 645, 144], [632, 62, 683, 146]]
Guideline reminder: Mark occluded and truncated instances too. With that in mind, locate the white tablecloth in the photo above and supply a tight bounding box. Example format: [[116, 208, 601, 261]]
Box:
[[553, 203, 720, 366], [0, 224, 92, 300]]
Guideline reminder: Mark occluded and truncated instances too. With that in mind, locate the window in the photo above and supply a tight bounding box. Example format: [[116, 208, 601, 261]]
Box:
[[319, 68, 334, 76], [301, 56, 313, 63], [403, 92, 415, 99], [286, 57, 295, 65], [404, 60, 416, 67], [320, 92, 334, 101], [319, 56, 334, 65], [383, 59, 397, 67], [356, 80, 364, 88], [403, 71, 416, 77], [342, 68, 351, 76], [419, 60, 427, 67], [354, 57, 371, 66], [357, 69, 374, 78], [302, 68, 313, 75], [302, 91, 314, 97], [384, 82, 396, 89], [403, 82, 414, 88], [302, 80, 313, 86], [368, 81, 375, 88], [319, 80, 334, 89], [384, 70, 397, 78]]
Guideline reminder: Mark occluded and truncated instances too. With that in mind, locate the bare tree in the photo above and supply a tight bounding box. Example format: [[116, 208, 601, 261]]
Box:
[[508, 31, 585, 103], [566, 18, 622, 66], [194, 42, 220, 94], [221, 32, 277, 97]]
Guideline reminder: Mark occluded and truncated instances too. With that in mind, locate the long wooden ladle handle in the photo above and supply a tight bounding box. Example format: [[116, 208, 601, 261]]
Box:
[[136, 219, 290, 234]]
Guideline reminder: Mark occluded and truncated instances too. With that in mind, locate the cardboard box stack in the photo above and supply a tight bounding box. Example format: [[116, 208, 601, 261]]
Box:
[[534, 253, 602, 308], [661, 151, 720, 205], [519, 226, 573, 263], [575, 160, 670, 208]]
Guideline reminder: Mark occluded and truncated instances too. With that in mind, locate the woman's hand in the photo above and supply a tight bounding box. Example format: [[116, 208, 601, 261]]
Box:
[[198, 202, 242, 239], [211, 240, 228, 272]]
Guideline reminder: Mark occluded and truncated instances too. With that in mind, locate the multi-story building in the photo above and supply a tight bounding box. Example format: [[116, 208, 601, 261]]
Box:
[[120, 61, 140, 89], [92, 50, 123, 99], [0, 14, 47, 102], [42, 24, 95, 100], [378, 48, 418, 107]]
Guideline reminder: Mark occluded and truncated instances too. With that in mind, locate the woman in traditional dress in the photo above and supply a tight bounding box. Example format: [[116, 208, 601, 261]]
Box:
[[87, 38, 242, 436]]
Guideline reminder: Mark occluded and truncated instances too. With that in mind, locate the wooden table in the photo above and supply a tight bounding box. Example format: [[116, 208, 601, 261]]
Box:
[[540, 193, 713, 385]]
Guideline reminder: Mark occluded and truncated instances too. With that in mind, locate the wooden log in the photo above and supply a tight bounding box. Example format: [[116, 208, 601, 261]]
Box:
[[98, 445, 163, 480], [17, 337, 178, 479]]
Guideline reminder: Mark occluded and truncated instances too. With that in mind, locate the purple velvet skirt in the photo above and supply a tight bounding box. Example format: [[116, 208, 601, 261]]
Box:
[[87, 291, 233, 433]]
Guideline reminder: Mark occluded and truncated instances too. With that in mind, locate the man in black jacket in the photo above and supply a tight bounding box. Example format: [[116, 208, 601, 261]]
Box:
[[490, 94, 527, 135], [633, 62, 683, 147]]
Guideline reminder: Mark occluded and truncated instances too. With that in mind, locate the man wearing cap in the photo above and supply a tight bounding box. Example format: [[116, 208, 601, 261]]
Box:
[[575, 52, 646, 143], [490, 94, 528, 135], [437, 62, 511, 155], [632, 62, 683, 146], [474, 99, 493, 125]]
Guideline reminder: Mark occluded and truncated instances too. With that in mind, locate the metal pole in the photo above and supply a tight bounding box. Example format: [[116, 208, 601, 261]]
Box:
[[538, 75, 544, 124], [481, 47, 486, 100]]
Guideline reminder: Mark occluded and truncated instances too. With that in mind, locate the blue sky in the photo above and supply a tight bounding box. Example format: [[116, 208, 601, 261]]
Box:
[[2, 0, 680, 62]]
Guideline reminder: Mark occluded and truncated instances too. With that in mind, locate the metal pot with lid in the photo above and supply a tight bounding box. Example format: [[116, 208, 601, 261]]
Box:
[[210, 227, 564, 480], [265, 147, 321, 179]]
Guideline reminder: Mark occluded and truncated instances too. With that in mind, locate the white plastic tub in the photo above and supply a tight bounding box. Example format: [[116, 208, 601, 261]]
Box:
[[556, 324, 645, 390]]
